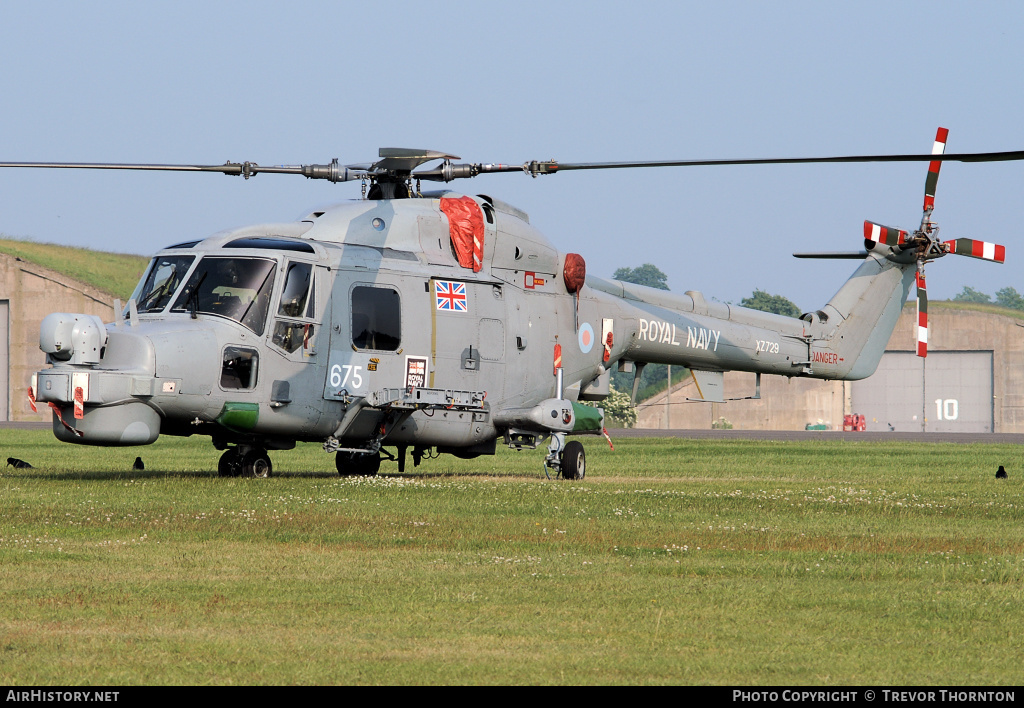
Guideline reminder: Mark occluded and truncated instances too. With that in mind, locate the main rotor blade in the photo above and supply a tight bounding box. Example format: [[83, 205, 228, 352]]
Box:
[[0, 160, 363, 182], [512, 149, 1024, 176], [6, 142, 1024, 187], [0, 161, 273, 174]]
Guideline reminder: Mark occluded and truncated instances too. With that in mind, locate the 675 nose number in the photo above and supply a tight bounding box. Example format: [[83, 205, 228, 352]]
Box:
[[330, 364, 364, 390]]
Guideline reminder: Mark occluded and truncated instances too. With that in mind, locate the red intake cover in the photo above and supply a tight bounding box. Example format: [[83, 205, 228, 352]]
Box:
[[563, 253, 586, 293], [440, 196, 485, 272]]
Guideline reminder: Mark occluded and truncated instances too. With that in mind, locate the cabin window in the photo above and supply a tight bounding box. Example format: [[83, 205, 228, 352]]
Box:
[[351, 286, 401, 351], [170, 257, 277, 335], [221, 346, 258, 389]]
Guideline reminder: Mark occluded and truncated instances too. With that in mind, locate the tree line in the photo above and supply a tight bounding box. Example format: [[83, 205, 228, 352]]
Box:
[[611, 264, 802, 316], [950, 286, 1024, 309]]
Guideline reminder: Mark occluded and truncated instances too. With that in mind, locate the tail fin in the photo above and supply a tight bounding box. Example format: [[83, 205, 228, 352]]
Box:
[[817, 249, 916, 380]]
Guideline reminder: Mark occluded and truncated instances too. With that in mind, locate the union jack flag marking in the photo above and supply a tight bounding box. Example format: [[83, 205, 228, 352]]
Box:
[[435, 280, 468, 312]]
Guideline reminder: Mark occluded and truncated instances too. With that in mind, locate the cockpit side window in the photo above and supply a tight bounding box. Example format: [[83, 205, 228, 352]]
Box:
[[271, 261, 318, 354], [133, 256, 196, 313], [351, 285, 401, 351], [277, 262, 313, 318]]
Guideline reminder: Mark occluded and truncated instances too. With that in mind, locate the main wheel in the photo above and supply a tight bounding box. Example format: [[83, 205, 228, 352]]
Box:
[[241, 449, 272, 478], [336, 451, 380, 477], [560, 441, 585, 480], [218, 449, 243, 478]]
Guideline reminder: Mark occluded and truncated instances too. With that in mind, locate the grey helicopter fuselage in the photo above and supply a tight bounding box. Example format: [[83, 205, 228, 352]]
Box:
[[31, 189, 917, 473]]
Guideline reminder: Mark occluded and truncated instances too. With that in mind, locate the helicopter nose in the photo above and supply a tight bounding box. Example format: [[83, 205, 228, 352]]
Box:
[[35, 321, 164, 445]]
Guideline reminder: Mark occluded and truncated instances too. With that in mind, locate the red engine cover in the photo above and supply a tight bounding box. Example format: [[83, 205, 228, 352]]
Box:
[[563, 253, 586, 293]]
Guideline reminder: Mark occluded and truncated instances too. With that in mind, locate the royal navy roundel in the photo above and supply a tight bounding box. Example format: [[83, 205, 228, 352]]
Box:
[[578, 322, 595, 354]]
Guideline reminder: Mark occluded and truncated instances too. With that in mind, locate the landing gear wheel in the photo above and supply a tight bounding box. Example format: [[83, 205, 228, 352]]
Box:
[[218, 449, 243, 478], [336, 451, 380, 477], [560, 441, 585, 480], [241, 449, 272, 478]]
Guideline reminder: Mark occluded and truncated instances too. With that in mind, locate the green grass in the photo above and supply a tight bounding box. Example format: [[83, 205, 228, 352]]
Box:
[[0, 237, 149, 301], [2, 431, 1022, 685]]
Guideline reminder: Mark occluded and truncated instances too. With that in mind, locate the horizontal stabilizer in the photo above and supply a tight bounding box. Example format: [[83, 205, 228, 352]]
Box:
[[793, 251, 869, 259]]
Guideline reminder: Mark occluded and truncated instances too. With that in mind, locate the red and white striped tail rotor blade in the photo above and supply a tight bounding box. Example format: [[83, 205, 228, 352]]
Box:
[[864, 220, 908, 247], [923, 127, 948, 213], [915, 270, 928, 358], [943, 238, 1006, 263]]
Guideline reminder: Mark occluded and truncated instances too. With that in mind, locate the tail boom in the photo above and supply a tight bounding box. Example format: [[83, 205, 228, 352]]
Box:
[[594, 249, 915, 383]]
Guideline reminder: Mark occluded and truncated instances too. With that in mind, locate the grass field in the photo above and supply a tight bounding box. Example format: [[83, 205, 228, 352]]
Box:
[[1, 430, 1022, 685]]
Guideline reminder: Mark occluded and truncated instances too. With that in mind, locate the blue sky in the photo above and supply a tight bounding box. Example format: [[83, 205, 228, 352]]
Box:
[[2, 1, 1022, 309]]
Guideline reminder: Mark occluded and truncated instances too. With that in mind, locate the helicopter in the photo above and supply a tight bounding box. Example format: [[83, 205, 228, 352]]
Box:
[[4, 129, 1019, 479]]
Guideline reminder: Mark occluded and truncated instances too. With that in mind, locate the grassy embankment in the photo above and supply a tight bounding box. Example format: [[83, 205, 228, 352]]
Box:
[[2, 431, 1022, 685], [0, 237, 148, 300]]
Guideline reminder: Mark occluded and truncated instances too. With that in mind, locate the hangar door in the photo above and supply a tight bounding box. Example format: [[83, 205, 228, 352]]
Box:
[[851, 350, 993, 433]]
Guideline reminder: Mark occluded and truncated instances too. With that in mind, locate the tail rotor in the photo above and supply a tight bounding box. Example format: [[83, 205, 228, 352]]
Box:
[[862, 128, 1006, 357]]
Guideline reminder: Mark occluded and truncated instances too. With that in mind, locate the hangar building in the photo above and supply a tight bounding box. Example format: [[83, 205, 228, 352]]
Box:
[[1, 251, 124, 421]]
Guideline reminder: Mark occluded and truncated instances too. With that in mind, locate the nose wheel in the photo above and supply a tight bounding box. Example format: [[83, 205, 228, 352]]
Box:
[[560, 440, 585, 480], [218, 449, 242, 477], [544, 433, 586, 480], [218, 447, 272, 478]]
